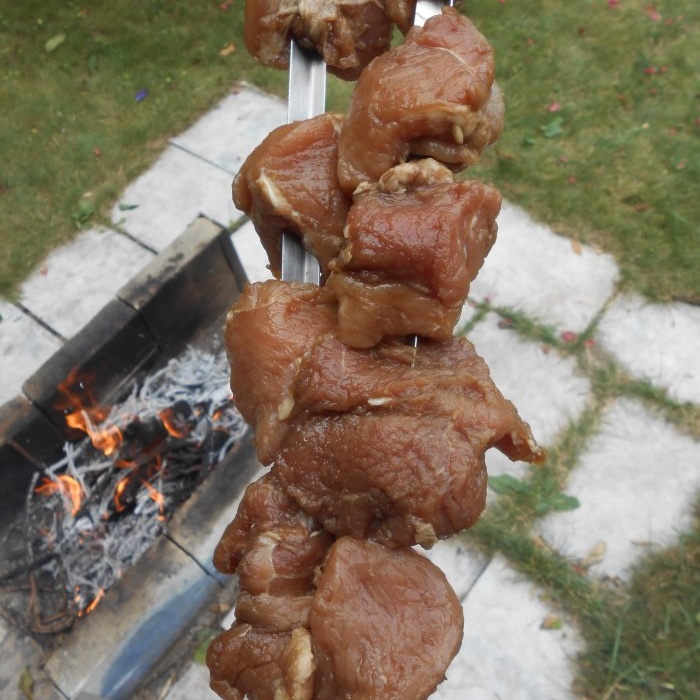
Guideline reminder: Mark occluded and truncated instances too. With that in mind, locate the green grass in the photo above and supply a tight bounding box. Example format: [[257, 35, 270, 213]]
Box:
[[0, 0, 287, 299], [462, 0, 700, 302]]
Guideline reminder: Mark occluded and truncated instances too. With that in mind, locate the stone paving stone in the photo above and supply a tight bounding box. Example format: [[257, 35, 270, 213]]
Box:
[[469, 202, 619, 334], [0, 619, 62, 700], [171, 86, 287, 175], [164, 662, 218, 700], [435, 554, 582, 700], [19, 227, 154, 341], [596, 293, 700, 405], [0, 301, 62, 406], [110, 147, 241, 251], [423, 538, 489, 600], [230, 219, 274, 284], [466, 312, 591, 482], [537, 397, 700, 581]]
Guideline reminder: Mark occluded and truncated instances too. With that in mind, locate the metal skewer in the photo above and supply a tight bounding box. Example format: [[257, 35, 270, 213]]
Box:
[[280, 41, 325, 284]]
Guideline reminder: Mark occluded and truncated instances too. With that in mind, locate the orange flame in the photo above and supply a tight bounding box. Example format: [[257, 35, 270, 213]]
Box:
[[36, 475, 83, 516], [113, 476, 130, 513], [56, 370, 122, 455], [142, 480, 166, 521], [159, 408, 191, 439]]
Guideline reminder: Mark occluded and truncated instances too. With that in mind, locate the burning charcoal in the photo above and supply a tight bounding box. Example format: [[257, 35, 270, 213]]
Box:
[[121, 416, 169, 454], [160, 400, 196, 439]]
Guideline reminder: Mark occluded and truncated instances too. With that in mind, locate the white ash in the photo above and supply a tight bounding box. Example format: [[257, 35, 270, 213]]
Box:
[[26, 346, 246, 618]]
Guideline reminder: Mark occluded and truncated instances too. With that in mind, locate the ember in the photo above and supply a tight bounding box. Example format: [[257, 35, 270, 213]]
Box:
[[8, 347, 246, 631]]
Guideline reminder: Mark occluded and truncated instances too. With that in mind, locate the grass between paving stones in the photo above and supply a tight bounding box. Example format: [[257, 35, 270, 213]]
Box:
[[459, 307, 700, 698]]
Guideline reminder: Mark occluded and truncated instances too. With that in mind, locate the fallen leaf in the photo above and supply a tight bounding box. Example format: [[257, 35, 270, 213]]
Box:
[[582, 540, 607, 566], [219, 42, 236, 57], [540, 116, 563, 138], [93, 146, 102, 157], [118, 203, 139, 211], [44, 33, 66, 53], [19, 666, 34, 700], [541, 614, 563, 630], [571, 239, 582, 255]]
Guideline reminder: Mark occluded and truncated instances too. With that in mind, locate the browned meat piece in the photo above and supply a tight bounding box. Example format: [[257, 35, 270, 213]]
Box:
[[243, 0, 393, 80], [326, 160, 502, 347], [310, 537, 463, 700], [224, 281, 337, 465], [275, 334, 543, 547], [207, 625, 315, 700], [225, 280, 542, 547], [386, 0, 418, 32], [337, 8, 505, 193], [209, 473, 331, 698], [232, 114, 351, 278]]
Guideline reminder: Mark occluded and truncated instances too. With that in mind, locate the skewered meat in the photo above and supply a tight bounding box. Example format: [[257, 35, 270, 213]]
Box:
[[225, 280, 543, 548], [326, 159, 502, 347], [209, 5, 536, 698], [243, 0, 394, 80], [337, 8, 505, 194], [224, 280, 337, 465], [208, 473, 330, 699], [232, 114, 350, 278], [310, 537, 463, 700]]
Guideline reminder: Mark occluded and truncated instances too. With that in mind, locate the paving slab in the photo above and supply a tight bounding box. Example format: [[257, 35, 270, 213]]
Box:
[[470, 202, 619, 333], [229, 219, 274, 284], [435, 554, 582, 700], [110, 147, 242, 251], [19, 227, 154, 340], [0, 619, 62, 700], [537, 397, 700, 581], [466, 312, 591, 483], [0, 301, 62, 406], [596, 293, 700, 405], [171, 85, 287, 175], [164, 662, 218, 700]]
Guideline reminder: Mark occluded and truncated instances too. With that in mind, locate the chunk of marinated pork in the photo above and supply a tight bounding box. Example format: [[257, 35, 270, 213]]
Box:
[[208, 625, 315, 700], [337, 8, 505, 194], [224, 281, 337, 465], [243, 0, 393, 80], [326, 160, 502, 347], [275, 333, 543, 547], [208, 474, 331, 699], [225, 280, 543, 547], [232, 114, 351, 278], [310, 537, 463, 700]]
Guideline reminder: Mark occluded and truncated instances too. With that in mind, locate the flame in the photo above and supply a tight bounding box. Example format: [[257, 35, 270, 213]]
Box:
[[56, 370, 122, 455], [142, 480, 166, 520], [159, 407, 191, 439], [113, 476, 130, 513], [84, 588, 105, 615], [36, 475, 83, 516]]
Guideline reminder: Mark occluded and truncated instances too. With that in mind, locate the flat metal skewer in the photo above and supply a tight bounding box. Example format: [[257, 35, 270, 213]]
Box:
[[280, 41, 325, 284]]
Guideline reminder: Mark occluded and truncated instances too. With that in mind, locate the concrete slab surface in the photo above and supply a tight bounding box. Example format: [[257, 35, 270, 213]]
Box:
[[470, 202, 619, 333], [537, 397, 700, 581], [596, 293, 700, 405], [0, 301, 62, 406], [19, 227, 154, 340]]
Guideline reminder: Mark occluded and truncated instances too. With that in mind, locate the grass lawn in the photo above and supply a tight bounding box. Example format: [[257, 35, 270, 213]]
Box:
[[1, 1, 699, 698]]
